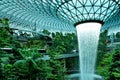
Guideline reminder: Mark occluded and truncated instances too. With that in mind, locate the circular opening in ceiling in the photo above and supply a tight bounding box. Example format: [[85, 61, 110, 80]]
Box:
[[74, 20, 104, 27], [76, 22, 102, 31]]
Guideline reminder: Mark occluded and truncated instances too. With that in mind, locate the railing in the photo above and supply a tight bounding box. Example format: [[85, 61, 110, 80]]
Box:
[[13, 36, 28, 41], [114, 38, 120, 42], [107, 38, 120, 43], [66, 70, 79, 74]]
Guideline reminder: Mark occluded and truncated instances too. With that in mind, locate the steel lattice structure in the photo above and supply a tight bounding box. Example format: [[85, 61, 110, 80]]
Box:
[[102, 10, 120, 34], [0, 0, 120, 32]]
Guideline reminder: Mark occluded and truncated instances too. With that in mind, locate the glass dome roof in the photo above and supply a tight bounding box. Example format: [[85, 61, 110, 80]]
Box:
[[0, 0, 119, 32], [55, 0, 119, 24]]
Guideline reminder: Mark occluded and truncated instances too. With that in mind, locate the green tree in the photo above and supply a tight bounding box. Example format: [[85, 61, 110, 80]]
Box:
[[116, 32, 120, 38], [96, 53, 112, 80], [42, 29, 51, 35], [109, 46, 120, 80], [97, 30, 108, 65], [45, 32, 78, 80], [47, 46, 66, 80], [0, 22, 73, 80], [96, 30, 111, 80], [51, 32, 78, 53], [0, 18, 21, 79], [0, 18, 21, 48], [13, 48, 53, 80], [96, 45, 120, 80], [13, 47, 66, 80]]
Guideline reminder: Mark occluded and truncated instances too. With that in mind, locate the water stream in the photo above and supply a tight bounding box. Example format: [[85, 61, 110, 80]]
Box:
[[76, 22, 101, 80]]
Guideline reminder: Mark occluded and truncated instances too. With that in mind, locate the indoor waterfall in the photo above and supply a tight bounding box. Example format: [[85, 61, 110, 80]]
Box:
[[76, 22, 102, 80]]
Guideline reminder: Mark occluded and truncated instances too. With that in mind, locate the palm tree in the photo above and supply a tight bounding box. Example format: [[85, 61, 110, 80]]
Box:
[[14, 48, 42, 80], [13, 48, 53, 80]]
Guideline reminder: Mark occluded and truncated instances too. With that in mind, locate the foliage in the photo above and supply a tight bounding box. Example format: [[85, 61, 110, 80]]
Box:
[[24, 39, 47, 49], [96, 30, 111, 80], [45, 31, 78, 80], [24, 30, 51, 49], [96, 44, 120, 80], [96, 53, 112, 80], [50, 32, 78, 54], [13, 48, 54, 80], [66, 57, 79, 73], [11, 46, 66, 80], [0, 21, 12, 48], [47, 46, 66, 80], [96, 30, 108, 65], [0, 19, 76, 80], [116, 32, 120, 38], [0, 19, 21, 48], [108, 46, 120, 80], [42, 29, 51, 35], [0, 19, 22, 79]]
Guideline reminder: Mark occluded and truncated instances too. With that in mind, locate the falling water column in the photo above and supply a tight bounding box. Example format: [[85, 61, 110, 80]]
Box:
[[76, 22, 101, 80]]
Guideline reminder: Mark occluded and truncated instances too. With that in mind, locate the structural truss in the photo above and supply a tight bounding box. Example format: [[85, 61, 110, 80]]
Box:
[[0, 0, 120, 32]]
